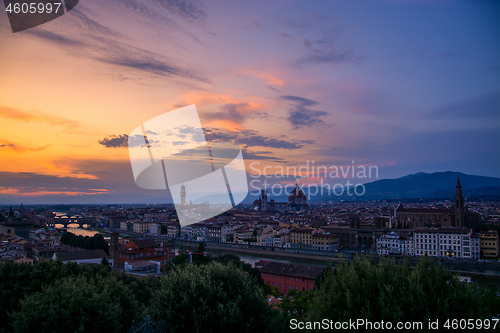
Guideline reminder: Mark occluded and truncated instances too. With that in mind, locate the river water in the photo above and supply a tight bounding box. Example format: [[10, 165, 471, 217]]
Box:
[[53, 232, 498, 289], [54, 224, 98, 237], [198, 247, 500, 289]]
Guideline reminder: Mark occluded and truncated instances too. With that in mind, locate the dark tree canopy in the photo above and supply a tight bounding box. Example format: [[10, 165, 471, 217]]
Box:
[[151, 262, 284, 333], [60, 232, 109, 254], [306, 257, 487, 332], [11, 275, 138, 333]]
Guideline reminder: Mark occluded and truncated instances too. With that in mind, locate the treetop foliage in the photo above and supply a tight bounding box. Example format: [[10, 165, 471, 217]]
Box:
[[60, 232, 109, 254]]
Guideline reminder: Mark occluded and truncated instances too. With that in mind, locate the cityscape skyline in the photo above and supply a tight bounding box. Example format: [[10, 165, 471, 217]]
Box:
[[0, 0, 499, 204]]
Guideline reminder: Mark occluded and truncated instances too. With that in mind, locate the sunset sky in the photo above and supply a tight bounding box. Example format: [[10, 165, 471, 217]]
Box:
[[0, 0, 499, 204]]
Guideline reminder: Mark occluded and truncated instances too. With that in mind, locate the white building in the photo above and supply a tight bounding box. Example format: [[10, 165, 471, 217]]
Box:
[[414, 227, 472, 259], [273, 233, 290, 248], [149, 222, 162, 236], [180, 225, 193, 239], [471, 234, 480, 260], [377, 232, 413, 256]]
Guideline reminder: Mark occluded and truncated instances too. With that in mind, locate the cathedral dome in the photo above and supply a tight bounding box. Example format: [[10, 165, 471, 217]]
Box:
[[288, 182, 306, 202]]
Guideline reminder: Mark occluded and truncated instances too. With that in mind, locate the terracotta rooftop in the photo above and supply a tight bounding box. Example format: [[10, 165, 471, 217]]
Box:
[[258, 261, 324, 280], [54, 249, 109, 261], [127, 239, 158, 249]]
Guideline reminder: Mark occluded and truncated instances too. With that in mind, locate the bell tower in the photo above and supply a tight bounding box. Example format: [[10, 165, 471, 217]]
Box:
[[180, 184, 186, 206], [455, 177, 465, 227]]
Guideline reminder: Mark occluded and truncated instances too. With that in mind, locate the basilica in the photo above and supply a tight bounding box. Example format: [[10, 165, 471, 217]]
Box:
[[392, 178, 481, 229], [253, 181, 308, 212]]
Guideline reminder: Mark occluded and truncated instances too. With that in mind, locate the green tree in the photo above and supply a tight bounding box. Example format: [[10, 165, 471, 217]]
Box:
[[482, 283, 500, 317], [151, 262, 284, 333], [307, 257, 487, 332], [172, 253, 190, 265], [279, 289, 313, 322], [11, 275, 138, 333]]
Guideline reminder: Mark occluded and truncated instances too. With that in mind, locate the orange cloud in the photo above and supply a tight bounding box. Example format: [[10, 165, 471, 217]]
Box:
[[175, 91, 274, 130], [0, 188, 108, 196], [0, 142, 49, 153], [239, 69, 285, 86], [0, 106, 77, 126], [40, 161, 99, 179]]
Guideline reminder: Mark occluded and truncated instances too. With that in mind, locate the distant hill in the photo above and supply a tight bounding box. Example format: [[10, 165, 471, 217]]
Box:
[[239, 171, 500, 203], [317, 171, 500, 201], [1, 171, 499, 205]]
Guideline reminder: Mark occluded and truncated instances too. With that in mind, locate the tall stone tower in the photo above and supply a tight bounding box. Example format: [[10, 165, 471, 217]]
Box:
[[260, 189, 268, 211], [455, 177, 465, 227], [180, 184, 186, 206], [110, 232, 119, 268]]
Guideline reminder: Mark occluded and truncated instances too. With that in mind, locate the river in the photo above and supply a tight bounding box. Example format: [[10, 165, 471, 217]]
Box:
[[187, 247, 500, 289], [54, 224, 99, 237]]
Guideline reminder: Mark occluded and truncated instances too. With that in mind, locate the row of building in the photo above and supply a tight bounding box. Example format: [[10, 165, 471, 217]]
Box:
[[377, 228, 499, 259]]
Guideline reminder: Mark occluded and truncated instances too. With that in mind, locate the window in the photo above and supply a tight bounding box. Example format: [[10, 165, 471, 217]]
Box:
[[147, 252, 150, 256], [140, 253, 143, 257], [267, 273, 269, 277]]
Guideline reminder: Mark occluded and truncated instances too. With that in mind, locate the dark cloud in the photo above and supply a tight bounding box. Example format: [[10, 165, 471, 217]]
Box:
[[241, 149, 286, 162], [0, 142, 48, 152], [287, 109, 329, 129], [204, 128, 313, 150], [296, 49, 360, 66], [110, 0, 206, 22], [281, 95, 331, 129], [201, 103, 270, 125], [25, 8, 210, 84], [281, 95, 318, 107], [275, 14, 362, 67], [154, 0, 206, 21], [97, 56, 210, 83], [25, 29, 85, 47], [98, 134, 129, 148], [70, 8, 123, 38]]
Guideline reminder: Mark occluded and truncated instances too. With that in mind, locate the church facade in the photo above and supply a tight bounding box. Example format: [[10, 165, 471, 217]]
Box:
[[253, 181, 308, 212], [392, 178, 481, 230]]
